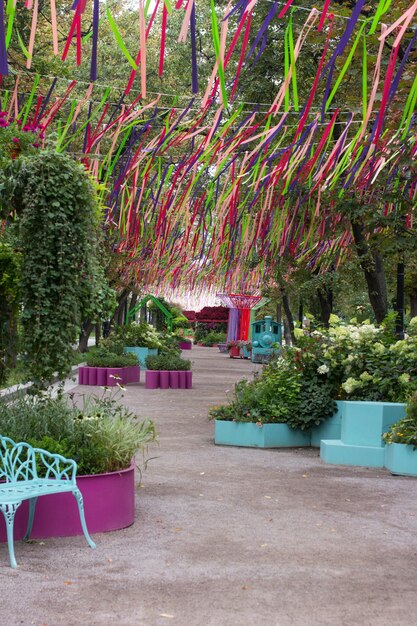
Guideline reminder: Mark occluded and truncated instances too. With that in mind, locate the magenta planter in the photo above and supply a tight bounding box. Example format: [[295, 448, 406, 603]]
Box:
[[78, 366, 86, 384], [79, 366, 140, 386], [180, 341, 192, 350], [179, 371, 187, 389], [169, 371, 179, 389], [124, 365, 140, 384], [87, 367, 97, 385], [145, 370, 160, 389], [0, 465, 135, 541], [106, 367, 124, 386], [229, 346, 240, 358], [96, 367, 107, 386], [159, 371, 170, 389], [185, 371, 193, 389]]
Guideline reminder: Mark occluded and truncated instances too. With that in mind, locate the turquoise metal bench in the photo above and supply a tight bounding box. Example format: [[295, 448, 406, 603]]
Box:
[[0, 435, 96, 568]]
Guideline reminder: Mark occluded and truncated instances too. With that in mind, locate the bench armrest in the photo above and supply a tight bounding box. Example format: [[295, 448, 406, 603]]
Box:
[[34, 448, 77, 483]]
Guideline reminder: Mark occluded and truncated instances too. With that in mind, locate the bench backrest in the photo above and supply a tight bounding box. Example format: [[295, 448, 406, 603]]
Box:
[[0, 436, 37, 482], [0, 435, 77, 483]]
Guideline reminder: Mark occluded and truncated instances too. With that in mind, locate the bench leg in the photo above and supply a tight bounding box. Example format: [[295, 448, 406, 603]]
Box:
[[23, 497, 38, 542], [0, 502, 22, 568], [72, 489, 96, 549]]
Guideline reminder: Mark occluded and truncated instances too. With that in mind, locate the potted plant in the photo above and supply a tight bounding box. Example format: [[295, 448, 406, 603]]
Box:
[[226, 340, 240, 358], [145, 354, 192, 389], [383, 392, 417, 476], [114, 322, 162, 368], [239, 340, 252, 359], [80, 347, 139, 386], [209, 361, 324, 448], [0, 390, 157, 539], [178, 337, 192, 351]]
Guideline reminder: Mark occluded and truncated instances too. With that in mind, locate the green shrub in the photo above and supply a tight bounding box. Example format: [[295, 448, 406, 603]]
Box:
[[0, 391, 156, 475], [145, 354, 191, 371], [86, 347, 138, 368], [200, 331, 227, 346], [115, 322, 162, 349]]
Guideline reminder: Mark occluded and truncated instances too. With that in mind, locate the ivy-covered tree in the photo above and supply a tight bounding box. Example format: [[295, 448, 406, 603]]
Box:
[[11, 150, 115, 384]]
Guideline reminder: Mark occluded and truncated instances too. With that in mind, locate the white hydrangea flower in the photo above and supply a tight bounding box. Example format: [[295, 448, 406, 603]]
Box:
[[317, 364, 330, 375], [342, 377, 363, 394], [399, 373, 410, 384]]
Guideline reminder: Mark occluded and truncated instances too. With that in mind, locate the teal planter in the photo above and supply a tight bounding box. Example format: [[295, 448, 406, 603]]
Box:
[[310, 401, 343, 448], [385, 443, 417, 477], [214, 420, 310, 448], [320, 401, 406, 468], [242, 345, 251, 359], [124, 347, 157, 369]]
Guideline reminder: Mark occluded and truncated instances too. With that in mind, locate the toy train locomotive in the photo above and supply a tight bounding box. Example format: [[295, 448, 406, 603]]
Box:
[[251, 316, 281, 363]]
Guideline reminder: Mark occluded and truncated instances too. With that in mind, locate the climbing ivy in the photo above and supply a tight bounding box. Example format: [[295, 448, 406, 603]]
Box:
[[0, 243, 20, 384], [16, 150, 112, 385]]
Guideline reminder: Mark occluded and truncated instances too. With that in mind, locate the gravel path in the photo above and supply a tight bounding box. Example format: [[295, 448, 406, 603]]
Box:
[[2, 347, 417, 626]]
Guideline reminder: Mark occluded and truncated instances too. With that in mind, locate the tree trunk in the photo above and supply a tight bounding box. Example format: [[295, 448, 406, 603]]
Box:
[[350, 219, 388, 323], [78, 320, 95, 353], [128, 293, 138, 322], [410, 294, 417, 318], [281, 291, 296, 345], [317, 288, 332, 327], [275, 302, 283, 345], [111, 289, 130, 328], [95, 323, 101, 346]]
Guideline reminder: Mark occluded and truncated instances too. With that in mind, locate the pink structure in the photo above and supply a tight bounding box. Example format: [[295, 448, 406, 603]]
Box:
[[216, 293, 265, 342], [0, 465, 135, 541]]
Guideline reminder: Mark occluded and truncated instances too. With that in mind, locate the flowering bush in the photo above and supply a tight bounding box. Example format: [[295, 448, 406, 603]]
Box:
[[209, 316, 417, 430], [226, 340, 240, 349], [292, 316, 417, 403], [115, 322, 163, 349]]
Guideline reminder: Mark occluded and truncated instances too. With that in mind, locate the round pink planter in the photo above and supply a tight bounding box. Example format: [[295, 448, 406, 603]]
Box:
[[159, 371, 170, 389], [145, 370, 160, 389], [179, 371, 187, 389], [169, 371, 179, 389], [180, 341, 192, 350], [96, 367, 107, 386], [78, 366, 86, 384], [124, 365, 140, 384], [87, 367, 98, 385], [185, 371, 193, 389], [0, 465, 135, 541]]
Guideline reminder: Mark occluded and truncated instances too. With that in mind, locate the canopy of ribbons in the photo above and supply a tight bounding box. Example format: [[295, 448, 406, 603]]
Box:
[[1, 1, 416, 296]]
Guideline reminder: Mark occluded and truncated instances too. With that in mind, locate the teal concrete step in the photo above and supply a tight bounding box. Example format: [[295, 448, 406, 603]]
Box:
[[320, 440, 385, 468]]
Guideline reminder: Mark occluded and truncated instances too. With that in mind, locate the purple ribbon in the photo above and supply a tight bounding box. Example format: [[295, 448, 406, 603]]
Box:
[[190, 2, 199, 94], [0, 0, 8, 75], [90, 0, 100, 81], [227, 308, 239, 341]]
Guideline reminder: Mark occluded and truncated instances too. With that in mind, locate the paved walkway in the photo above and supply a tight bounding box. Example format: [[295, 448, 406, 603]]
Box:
[[2, 347, 417, 625]]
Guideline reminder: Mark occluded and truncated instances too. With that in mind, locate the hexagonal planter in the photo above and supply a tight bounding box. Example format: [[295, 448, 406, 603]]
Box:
[[214, 420, 310, 448], [310, 401, 343, 448], [384, 443, 417, 477], [124, 347, 158, 369]]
